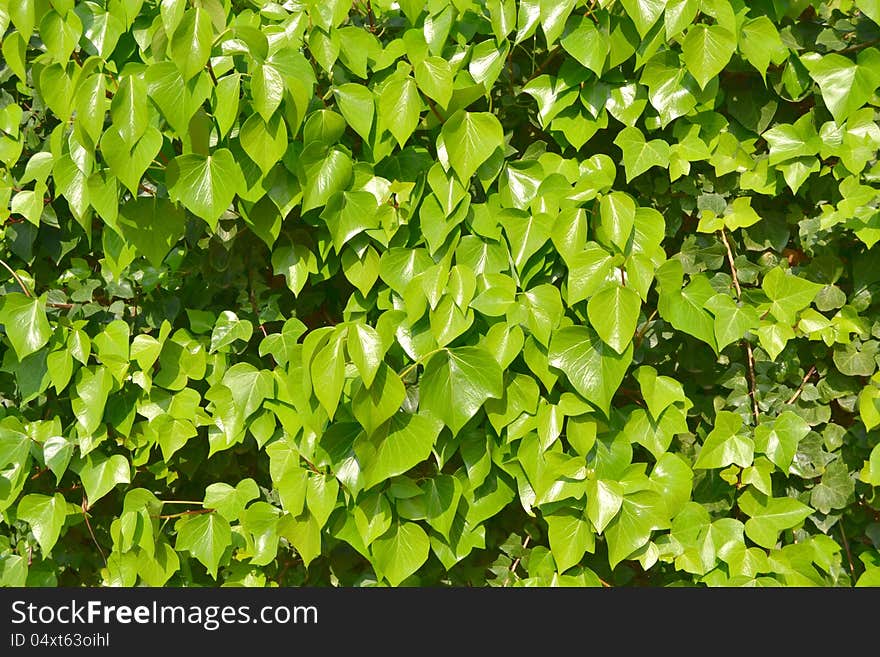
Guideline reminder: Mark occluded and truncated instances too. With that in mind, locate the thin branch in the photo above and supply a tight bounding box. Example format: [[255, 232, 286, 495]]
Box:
[[0, 257, 33, 297], [423, 93, 446, 123], [840, 521, 856, 583], [720, 228, 760, 425], [524, 46, 561, 85], [745, 342, 760, 425], [398, 347, 446, 380], [507, 535, 530, 582], [837, 38, 880, 55], [719, 228, 743, 299], [81, 497, 107, 567], [152, 508, 214, 520], [365, 0, 376, 32], [786, 365, 817, 405], [634, 308, 658, 349], [206, 59, 219, 86]]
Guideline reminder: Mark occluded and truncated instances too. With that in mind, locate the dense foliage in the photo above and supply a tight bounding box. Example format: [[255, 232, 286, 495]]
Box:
[[1, 0, 879, 587]]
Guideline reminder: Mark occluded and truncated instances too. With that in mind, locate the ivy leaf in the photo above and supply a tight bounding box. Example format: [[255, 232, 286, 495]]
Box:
[[347, 323, 385, 388], [657, 264, 719, 351], [300, 147, 353, 214], [596, 191, 636, 253], [310, 330, 346, 420], [802, 48, 880, 124], [334, 83, 374, 142], [588, 283, 641, 354], [166, 149, 243, 229], [71, 366, 114, 436], [640, 51, 698, 128], [560, 16, 609, 76], [440, 111, 504, 182], [250, 62, 284, 122], [0, 293, 51, 360], [762, 266, 823, 325], [738, 489, 812, 549], [694, 411, 754, 469], [548, 326, 633, 417], [415, 57, 453, 109], [210, 311, 253, 353], [272, 242, 318, 297], [619, 0, 666, 37], [546, 509, 595, 572], [586, 478, 624, 534], [810, 460, 854, 514], [422, 474, 462, 539], [604, 491, 668, 568], [17, 493, 70, 555], [203, 479, 260, 522], [101, 125, 163, 195], [704, 294, 760, 351], [174, 512, 231, 579], [146, 61, 212, 136], [614, 127, 671, 183], [566, 242, 615, 304], [115, 197, 186, 268], [361, 413, 442, 490], [858, 0, 880, 25], [239, 113, 288, 176], [154, 415, 198, 461], [378, 76, 421, 148], [222, 363, 274, 421], [634, 366, 686, 420], [861, 443, 880, 486], [259, 318, 307, 367], [43, 436, 73, 483], [754, 411, 810, 471], [352, 364, 405, 436], [420, 347, 503, 436], [371, 521, 430, 586], [168, 8, 213, 81], [681, 23, 736, 90], [739, 16, 788, 81], [78, 453, 131, 506]]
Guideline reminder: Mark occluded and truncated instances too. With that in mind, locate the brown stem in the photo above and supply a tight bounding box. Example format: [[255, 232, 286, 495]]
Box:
[[29, 467, 48, 480], [423, 93, 445, 123], [0, 257, 33, 297], [839, 521, 856, 583], [206, 59, 219, 86], [152, 508, 214, 519], [745, 341, 760, 425], [837, 38, 880, 55], [719, 228, 743, 299], [524, 46, 561, 85], [366, 0, 376, 32], [720, 228, 760, 424], [634, 309, 658, 349], [82, 497, 107, 567], [507, 535, 530, 582], [785, 365, 817, 405]]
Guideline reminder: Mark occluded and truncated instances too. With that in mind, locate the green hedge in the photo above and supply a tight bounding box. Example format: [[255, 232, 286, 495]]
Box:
[[0, 0, 879, 587]]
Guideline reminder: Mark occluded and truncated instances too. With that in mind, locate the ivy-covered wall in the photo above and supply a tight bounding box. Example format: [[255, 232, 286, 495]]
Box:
[[1, 0, 879, 587]]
